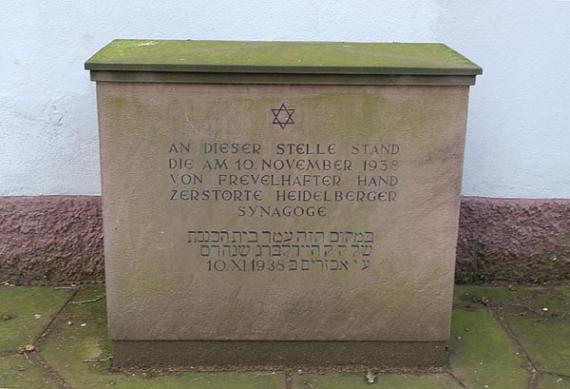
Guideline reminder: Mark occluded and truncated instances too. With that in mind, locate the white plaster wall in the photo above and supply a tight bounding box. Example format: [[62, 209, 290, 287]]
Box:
[[1, 0, 569, 197]]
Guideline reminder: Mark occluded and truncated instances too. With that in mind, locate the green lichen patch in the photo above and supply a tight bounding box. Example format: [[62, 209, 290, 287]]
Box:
[[537, 372, 570, 388], [85, 40, 482, 75], [291, 372, 460, 388], [38, 285, 285, 388], [0, 286, 74, 352], [0, 354, 58, 389], [450, 308, 530, 388]]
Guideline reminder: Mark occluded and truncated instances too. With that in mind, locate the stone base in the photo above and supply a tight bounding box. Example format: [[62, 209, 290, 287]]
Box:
[[112, 340, 448, 369]]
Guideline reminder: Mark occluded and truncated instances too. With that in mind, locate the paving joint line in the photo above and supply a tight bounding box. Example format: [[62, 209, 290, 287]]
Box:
[[540, 370, 570, 379], [447, 370, 467, 388], [486, 305, 538, 389], [29, 350, 72, 389], [28, 286, 80, 389], [284, 369, 293, 389], [33, 287, 80, 345]]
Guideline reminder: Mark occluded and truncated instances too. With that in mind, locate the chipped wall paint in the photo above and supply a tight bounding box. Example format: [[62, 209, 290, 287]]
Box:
[[1, 0, 569, 197]]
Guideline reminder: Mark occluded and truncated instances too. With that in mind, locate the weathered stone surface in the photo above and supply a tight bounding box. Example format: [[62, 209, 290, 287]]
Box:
[[85, 40, 482, 76], [0, 196, 104, 285], [457, 197, 570, 284], [96, 82, 468, 350]]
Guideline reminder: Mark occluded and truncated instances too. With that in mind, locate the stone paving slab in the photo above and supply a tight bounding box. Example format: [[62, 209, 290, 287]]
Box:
[[456, 286, 570, 379], [449, 306, 530, 388], [0, 286, 73, 353], [1, 285, 569, 388], [498, 287, 570, 376]]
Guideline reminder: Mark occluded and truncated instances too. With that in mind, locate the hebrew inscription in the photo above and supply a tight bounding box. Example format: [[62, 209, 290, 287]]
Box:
[[188, 230, 374, 272]]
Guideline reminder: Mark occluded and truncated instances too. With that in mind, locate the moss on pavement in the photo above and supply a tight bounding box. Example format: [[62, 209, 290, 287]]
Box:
[[1, 285, 569, 388], [455, 286, 570, 376], [0, 286, 73, 352], [450, 308, 529, 388], [0, 354, 59, 389]]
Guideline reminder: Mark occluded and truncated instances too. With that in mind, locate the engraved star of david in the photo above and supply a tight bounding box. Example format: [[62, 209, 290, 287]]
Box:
[[271, 103, 295, 130]]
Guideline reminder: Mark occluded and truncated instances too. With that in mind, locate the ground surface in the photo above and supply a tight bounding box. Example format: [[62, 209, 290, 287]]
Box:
[[1, 285, 569, 388]]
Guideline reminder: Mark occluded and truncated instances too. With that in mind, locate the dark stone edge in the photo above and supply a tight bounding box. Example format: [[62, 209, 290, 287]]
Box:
[[89, 71, 477, 86], [1, 195, 569, 285], [85, 63, 482, 76], [112, 340, 448, 369], [84, 40, 482, 75]]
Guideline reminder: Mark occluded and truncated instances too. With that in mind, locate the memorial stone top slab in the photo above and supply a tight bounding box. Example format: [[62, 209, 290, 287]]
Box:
[[85, 40, 482, 85]]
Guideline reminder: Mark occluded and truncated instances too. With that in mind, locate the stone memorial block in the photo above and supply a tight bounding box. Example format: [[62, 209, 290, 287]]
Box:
[[86, 40, 481, 368]]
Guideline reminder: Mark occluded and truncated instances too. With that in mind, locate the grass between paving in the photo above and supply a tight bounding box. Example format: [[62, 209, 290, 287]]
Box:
[[1, 285, 570, 388]]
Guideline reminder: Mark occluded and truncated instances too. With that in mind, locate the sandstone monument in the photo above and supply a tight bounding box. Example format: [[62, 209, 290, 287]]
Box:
[[86, 40, 481, 367]]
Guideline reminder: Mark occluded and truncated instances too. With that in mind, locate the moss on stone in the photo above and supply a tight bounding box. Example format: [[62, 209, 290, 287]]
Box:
[[85, 40, 482, 75]]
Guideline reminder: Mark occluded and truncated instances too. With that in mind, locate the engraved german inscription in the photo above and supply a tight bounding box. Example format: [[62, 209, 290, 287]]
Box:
[[167, 139, 401, 272]]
